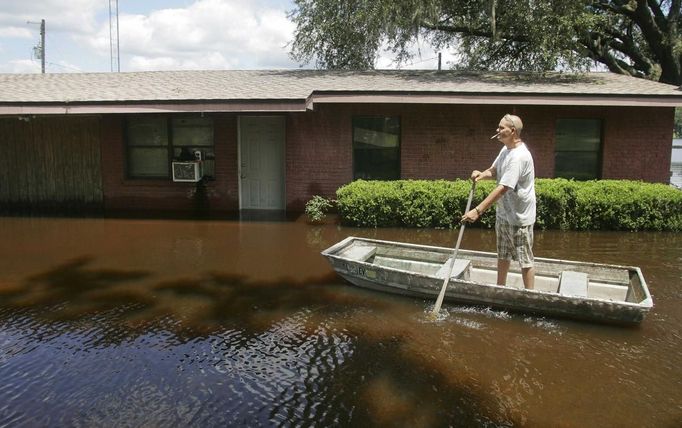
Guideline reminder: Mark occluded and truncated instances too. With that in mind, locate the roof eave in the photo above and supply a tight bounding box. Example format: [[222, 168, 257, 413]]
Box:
[[2, 92, 681, 115], [0, 99, 309, 115], [307, 92, 682, 107]]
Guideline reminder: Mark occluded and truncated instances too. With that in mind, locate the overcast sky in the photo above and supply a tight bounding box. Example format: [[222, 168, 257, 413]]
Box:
[[0, 0, 449, 74]]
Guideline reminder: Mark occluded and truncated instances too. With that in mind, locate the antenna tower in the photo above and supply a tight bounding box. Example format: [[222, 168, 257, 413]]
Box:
[[109, 0, 120, 72]]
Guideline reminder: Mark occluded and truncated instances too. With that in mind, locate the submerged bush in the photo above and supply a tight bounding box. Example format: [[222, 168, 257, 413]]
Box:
[[305, 195, 334, 223], [335, 179, 682, 231]]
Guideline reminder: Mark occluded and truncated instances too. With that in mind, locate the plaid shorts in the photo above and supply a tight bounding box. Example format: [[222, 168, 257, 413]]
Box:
[[496, 222, 534, 268]]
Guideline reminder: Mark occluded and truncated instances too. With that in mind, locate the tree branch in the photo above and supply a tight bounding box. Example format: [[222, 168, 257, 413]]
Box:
[[646, 0, 666, 24], [592, 0, 637, 18], [632, 0, 665, 60], [670, 0, 681, 22], [579, 31, 641, 77], [606, 37, 655, 75], [422, 22, 530, 43]]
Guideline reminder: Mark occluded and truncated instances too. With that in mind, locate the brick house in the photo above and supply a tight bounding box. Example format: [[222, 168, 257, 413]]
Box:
[[0, 70, 680, 215]]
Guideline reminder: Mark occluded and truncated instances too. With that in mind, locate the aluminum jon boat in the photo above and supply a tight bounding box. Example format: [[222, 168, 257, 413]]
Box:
[[321, 237, 653, 324]]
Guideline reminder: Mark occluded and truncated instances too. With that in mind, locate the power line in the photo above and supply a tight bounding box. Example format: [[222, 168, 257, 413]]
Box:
[[30, 57, 81, 73], [45, 61, 82, 72], [385, 55, 440, 69], [407, 56, 439, 66]]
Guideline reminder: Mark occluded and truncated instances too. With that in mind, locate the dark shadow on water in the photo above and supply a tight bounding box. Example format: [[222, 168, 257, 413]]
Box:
[[1, 256, 381, 338], [0, 257, 528, 426], [152, 271, 389, 336], [150, 275, 519, 425], [0, 219, 679, 427], [0, 256, 153, 323], [323, 337, 517, 427], [26, 256, 150, 291]]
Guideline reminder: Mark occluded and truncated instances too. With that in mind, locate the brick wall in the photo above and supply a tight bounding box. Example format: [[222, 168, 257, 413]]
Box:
[[286, 105, 353, 210], [517, 105, 673, 181], [400, 104, 511, 180], [599, 107, 673, 181], [98, 104, 674, 214]]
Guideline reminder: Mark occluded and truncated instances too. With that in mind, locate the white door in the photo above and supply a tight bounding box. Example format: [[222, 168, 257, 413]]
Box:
[[239, 116, 286, 210]]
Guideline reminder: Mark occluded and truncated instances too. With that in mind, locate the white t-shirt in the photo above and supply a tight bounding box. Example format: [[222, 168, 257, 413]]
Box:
[[493, 142, 536, 226]]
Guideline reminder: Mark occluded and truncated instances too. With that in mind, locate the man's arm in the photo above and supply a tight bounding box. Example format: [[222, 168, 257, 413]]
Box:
[[461, 184, 508, 223], [471, 165, 496, 181]]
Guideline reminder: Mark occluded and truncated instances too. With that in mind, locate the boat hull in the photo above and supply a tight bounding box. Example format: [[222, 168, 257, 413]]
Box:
[[322, 237, 653, 325]]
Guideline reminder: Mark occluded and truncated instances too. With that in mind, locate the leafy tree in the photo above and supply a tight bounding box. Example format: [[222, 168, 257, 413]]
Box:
[[675, 107, 682, 137], [289, 0, 682, 85]]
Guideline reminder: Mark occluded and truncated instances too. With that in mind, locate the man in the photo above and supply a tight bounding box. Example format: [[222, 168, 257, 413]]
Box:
[[461, 114, 536, 289]]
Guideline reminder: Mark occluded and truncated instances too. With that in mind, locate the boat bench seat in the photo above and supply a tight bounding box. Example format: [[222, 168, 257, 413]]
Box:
[[340, 245, 377, 262], [559, 271, 588, 297], [435, 258, 471, 280]]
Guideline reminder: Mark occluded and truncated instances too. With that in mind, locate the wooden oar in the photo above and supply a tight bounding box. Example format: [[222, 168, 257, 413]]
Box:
[[430, 180, 477, 318]]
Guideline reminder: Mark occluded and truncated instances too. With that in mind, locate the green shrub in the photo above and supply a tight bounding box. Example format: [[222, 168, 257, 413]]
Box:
[[571, 180, 682, 231], [305, 195, 334, 223], [335, 179, 682, 231], [336, 179, 495, 228], [534, 178, 578, 230]]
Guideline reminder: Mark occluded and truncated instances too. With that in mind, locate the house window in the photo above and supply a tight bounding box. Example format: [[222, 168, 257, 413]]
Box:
[[126, 115, 215, 179], [353, 116, 400, 180], [555, 119, 602, 180]]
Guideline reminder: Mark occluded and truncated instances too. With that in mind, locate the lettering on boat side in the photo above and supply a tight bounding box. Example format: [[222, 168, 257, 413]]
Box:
[[345, 263, 376, 280], [362, 267, 377, 279]]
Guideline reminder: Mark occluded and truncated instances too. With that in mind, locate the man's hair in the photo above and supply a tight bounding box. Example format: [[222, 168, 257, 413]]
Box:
[[503, 114, 523, 136]]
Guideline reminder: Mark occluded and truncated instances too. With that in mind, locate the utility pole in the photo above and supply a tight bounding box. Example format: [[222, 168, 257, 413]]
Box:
[[39, 19, 45, 73], [40, 19, 45, 73], [27, 19, 45, 73]]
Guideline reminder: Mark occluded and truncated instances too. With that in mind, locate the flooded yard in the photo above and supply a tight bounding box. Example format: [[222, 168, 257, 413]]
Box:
[[0, 215, 680, 427]]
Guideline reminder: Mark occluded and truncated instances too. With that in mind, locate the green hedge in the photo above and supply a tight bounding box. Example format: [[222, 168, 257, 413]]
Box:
[[334, 179, 682, 231]]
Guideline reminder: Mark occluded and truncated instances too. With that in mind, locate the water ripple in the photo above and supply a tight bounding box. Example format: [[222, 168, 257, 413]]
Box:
[[0, 218, 680, 427]]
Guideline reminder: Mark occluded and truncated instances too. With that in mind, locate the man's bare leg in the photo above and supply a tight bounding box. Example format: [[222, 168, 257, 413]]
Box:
[[522, 267, 535, 290], [497, 259, 510, 285]]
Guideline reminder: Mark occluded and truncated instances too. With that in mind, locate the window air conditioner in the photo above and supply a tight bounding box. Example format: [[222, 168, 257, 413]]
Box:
[[172, 161, 203, 182]]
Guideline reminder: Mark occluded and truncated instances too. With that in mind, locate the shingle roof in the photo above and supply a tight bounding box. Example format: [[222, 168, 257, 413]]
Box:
[[0, 69, 680, 108]]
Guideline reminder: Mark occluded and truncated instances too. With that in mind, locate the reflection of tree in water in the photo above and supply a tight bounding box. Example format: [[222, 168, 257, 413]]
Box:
[[201, 309, 513, 426], [326, 336, 513, 426], [153, 271, 371, 336], [0, 256, 374, 341], [0, 256, 519, 426], [305, 225, 327, 249], [3, 256, 152, 319]]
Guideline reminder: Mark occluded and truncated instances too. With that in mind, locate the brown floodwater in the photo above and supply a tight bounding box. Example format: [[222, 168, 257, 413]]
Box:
[[0, 215, 680, 427]]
